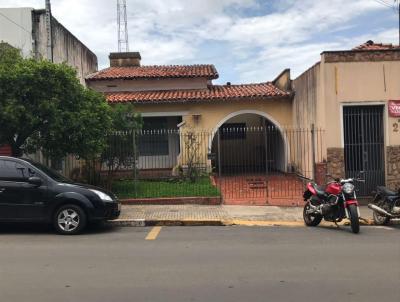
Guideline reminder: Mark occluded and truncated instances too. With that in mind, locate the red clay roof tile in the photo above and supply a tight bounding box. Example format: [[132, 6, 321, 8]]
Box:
[[86, 64, 219, 80], [105, 82, 290, 104], [353, 40, 400, 51]]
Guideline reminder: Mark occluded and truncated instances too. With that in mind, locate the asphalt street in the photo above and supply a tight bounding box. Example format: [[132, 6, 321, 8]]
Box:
[[0, 224, 399, 302]]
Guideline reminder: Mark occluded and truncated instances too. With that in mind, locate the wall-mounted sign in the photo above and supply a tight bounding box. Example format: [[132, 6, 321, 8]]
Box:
[[388, 100, 400, 117]]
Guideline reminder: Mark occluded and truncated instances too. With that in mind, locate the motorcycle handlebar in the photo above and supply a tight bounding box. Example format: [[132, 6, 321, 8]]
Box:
[[340, 178, 365, 184]]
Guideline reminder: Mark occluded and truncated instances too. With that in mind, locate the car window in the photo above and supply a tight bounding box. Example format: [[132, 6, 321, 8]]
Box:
[[0, 160, 35, 181], [25, 160, 72, 183]]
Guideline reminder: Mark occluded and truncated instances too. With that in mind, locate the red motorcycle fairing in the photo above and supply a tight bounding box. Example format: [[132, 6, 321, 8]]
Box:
[[307, 182, 317, 195], [325, 182, 342, 195], [344, 199, 358, 207]]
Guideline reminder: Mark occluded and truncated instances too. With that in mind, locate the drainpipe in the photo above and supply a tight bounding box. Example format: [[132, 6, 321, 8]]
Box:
[[45, 0, 53, 62], [311, 124, 316, 180]]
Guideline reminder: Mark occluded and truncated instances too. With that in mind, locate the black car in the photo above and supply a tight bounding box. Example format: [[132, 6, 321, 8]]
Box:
[[0, 156, 121, 234]]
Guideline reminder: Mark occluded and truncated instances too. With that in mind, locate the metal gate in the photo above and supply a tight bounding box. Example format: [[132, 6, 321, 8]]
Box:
[[343, 105, 385, 196], [211, 125, 324, 205]]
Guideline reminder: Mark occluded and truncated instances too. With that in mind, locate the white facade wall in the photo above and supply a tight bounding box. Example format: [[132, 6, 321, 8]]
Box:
[[0, 8, 33, 57]]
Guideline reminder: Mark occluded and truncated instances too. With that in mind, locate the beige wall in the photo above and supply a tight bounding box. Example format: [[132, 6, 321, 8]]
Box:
[[132, 99, 293, 171], [294, 55, 400, 150], [321, 59, 400, 148], [88, 77, 209, 92], [292, 63, 321, 129], [133, 99, 293, 132]]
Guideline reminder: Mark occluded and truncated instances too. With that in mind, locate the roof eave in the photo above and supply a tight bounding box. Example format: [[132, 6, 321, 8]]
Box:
[[106, 94, 291, 105], [321, 48, 400, 55], [86, 75, 219, 81]]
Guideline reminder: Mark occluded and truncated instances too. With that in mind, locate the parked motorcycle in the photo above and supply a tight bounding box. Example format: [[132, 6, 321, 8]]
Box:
[[368, 186, 400, 225], [303, 173, 365, 234]]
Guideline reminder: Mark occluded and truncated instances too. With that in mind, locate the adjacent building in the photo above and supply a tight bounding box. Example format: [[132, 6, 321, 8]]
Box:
[[0, 7, 97, 84], [293, 40, 400, 193]]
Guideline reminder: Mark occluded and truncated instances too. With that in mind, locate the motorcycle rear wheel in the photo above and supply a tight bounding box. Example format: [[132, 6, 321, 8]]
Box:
[[372, 200, 391, 226], [303, 203, 322, 226], [348, 204, 360, 234]]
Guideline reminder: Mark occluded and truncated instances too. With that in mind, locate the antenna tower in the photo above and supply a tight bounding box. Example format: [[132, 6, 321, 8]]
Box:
[[117, 0, 129, 52]]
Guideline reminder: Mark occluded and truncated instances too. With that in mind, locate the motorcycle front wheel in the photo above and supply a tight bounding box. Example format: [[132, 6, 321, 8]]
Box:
[[348, 204, 360, 234], [303, 203, 322, 226]]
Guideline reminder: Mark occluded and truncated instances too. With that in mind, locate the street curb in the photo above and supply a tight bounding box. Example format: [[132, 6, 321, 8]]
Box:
[[120, 196, 222, 205], [107, 218, 375, 227], [107, 219, 224, 227], [225, 219, 374, 227]]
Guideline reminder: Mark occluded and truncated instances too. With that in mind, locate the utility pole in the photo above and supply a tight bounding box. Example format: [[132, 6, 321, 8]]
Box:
[[117, 0, 129, 52]]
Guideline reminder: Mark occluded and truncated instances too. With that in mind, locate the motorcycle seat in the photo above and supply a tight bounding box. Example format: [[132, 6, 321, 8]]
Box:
[[311, 183, 326, 197], [377, 186, 398, 197]]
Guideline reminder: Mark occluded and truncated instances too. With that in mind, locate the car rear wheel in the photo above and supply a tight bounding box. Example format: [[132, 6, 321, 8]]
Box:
[[372, 200, 391, 225], [53, 204, 87, 235]]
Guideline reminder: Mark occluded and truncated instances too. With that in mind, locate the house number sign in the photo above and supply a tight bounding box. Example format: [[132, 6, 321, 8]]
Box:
[[389, 101, 400, 133], [393, 119, 400, 133], [389, 100, 400, 117]]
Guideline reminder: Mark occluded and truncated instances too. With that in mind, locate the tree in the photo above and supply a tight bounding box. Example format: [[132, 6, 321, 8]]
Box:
[[0, 43, 112, 159], [0, 42, 21, 67], [101, 103, 142, 187]]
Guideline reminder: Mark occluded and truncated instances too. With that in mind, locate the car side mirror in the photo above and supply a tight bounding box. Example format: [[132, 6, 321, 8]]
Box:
[[28, 176, 42, 187]]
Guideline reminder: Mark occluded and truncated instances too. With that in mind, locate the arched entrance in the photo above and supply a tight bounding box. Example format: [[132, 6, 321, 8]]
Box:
[[210, 110, 287, 175], [209, 110, 288, 205]]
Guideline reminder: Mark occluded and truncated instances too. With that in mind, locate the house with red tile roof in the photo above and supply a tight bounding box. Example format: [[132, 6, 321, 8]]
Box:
[[86, 40, 400, 200], [86, 52, 293, 175]]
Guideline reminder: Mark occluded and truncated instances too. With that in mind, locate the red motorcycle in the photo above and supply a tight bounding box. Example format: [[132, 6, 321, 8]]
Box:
[[302, 173, 364, 233]]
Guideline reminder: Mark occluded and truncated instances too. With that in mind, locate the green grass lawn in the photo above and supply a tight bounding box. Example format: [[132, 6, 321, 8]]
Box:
[[112, 177, 221, 199]]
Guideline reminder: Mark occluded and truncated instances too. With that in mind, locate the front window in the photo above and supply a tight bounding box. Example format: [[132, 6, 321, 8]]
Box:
[[138, 117, 169, 156]]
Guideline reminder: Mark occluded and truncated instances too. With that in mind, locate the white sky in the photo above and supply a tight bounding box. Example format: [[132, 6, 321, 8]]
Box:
[[0, 0, 398, 83]]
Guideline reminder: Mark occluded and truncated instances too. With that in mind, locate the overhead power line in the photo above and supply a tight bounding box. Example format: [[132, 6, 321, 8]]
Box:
[[0, 11, 31, 34], [374, 0, 395, 9], [373, 0, 400, 44]]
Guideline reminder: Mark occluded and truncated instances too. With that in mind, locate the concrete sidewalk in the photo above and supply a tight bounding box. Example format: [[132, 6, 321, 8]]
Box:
[[111, 204, 378, 227]]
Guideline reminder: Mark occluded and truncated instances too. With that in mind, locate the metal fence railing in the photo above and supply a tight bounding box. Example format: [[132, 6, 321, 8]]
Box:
[[29, 126, 325, 204]]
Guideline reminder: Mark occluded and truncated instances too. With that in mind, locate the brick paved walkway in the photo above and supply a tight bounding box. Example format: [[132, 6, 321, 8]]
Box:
[[213, 174, 305, 206], [120, 205, 230, 221]]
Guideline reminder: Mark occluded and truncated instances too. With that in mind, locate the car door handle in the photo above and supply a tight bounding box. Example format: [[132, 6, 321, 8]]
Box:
[[0, 188, 5, 193]]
